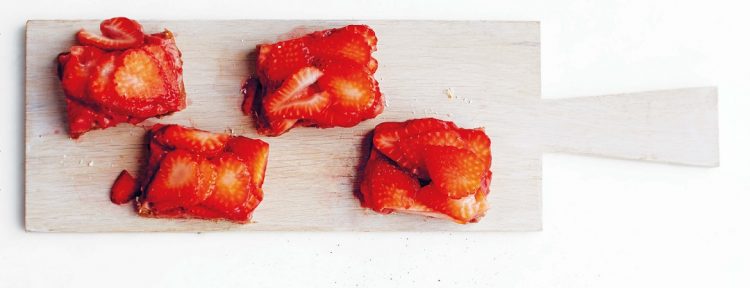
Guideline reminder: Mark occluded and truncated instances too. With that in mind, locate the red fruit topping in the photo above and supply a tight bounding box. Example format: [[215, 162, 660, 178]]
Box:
[[424, 146, 488, 198], [361, 118, 493, 223], [257, 38, 312, 85], [77, 17, 145, 50], [225, 137, 270, 186], [117, 125, 268, 223], [156, 124, 230, 154], [58, 17, 185, 138], [360, 149, 421, 213], [110, 170, 138, 204], [263, 67, 329, 119], [415, 184, 489, 224], [245, 25, 383, 136], [202, 154, 251, 212]]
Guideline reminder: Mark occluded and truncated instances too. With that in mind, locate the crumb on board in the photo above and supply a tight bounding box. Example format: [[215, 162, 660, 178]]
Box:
[[88, 161, 94, 167], [445, 88, 455, 99]]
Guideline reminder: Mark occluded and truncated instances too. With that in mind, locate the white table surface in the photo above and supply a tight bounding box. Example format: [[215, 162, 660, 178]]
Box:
[[1, 0, 748, 287]]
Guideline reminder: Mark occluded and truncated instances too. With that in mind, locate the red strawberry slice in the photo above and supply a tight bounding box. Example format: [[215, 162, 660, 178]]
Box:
[[373, 121, 408, 164], [367, 58, 378, 73], [97, 49, 169, 117], [203, 154, 251, 212], [158, 125, 230, 155], [225, 137, 269, 186], [111, 170, 138, 204], [416, 184, 489, 224], [257, 38, 312, 84], [60, 46, 104, 99], [423, 145, 488, 198], [399, 130, 467, 178], [195, 158, 217, 203], [144, 150, 200, 207], [403, 118, 458, 136], [309, 26, 373, 66], [142, 42, 182, 97], [113, 49, 166, 100], [65, 99, 99, 138], [317, 63, 376, 113], [458, 128, 492, 167], [361, 149, 421, 213], [263, 66, 325, 118], [88, 53, 117, 97], [343, 25, 378, 50], [269, 90, 331, 119], [77, 17, 145, 50]]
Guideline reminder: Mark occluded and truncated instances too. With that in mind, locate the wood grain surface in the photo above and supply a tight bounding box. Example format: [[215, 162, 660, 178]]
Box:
[[25, 20, 717, 232]]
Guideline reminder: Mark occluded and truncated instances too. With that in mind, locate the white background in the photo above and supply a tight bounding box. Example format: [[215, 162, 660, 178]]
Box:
[[1, 0, 748, 287]]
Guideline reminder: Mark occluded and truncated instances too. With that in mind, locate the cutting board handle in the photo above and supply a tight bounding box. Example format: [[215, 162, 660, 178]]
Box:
[[540, 87, 719, 167]]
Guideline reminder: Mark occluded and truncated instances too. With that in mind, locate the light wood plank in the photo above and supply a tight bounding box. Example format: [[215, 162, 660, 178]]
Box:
[[25, 20, 718, 232], [541, 87, 719, 167]]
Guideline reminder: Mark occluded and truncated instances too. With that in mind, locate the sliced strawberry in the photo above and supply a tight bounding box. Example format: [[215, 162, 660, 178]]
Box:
[[60, 46, 104, 99], [309, 26, 373, 66], [372, 121, 408, 163], [88, 53, 117, 97], [343, 25, 378, 50], [113, 49, 166, 100], [111, 170, 138, 204], [367, 57, 379, 73], [225, 137, 269, 186], [195, 158, 217, 203], [144, 150, 200, 208], [77, 17, 145, 50], [423, 146, 489, 198], [65, 99, 98, 138], [361, 149, 421, 213], [458, 128, 492, 168], [142, 44, 180, 96], [268, 90, 330, 119], [157, 125, 229, 155], [416, 184, 489, 224], [257, 38, 312, 84], [317, 63, 376, 113], [399, 130, 467, 178], [403, 118, 458, 136], [203, 154, 251, 212], [263, 66, 324, 117]]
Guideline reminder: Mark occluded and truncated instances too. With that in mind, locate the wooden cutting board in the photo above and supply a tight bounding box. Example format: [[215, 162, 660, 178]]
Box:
[[25, 20, 719, 232]]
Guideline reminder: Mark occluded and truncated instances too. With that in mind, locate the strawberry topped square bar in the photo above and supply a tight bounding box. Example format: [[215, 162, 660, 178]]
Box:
[[360, 118, 493, 224], [57, 17, 186, 138], [242, 25, 384, 136], [110, 124, 269, 223]]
